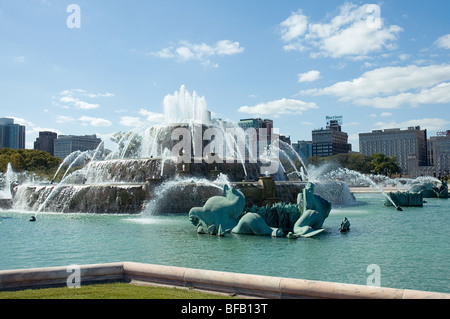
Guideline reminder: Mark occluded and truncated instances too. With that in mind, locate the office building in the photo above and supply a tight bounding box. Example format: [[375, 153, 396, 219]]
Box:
[[0, 117, 26, 149], [426, 131, 450, 177], [238, 118, 275, 160], [238, 118, 273, 142], [292, 140, 313, 160], [279, 135, 291, 145], [359, 126, 427, 175], [54, 134, 102, 159], [34, 131, 58, 156], [312, 120, 351, 157]]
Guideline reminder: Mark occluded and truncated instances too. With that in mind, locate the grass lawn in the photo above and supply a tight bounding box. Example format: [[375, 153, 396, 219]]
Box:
[[0, 282, 236, 299]]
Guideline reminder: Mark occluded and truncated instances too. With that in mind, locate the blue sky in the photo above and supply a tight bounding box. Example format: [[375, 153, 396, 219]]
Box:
[[1, 0, 449, 152]]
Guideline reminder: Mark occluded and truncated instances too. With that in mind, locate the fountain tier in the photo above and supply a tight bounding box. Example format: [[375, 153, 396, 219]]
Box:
[[6, 86, 314, 214]]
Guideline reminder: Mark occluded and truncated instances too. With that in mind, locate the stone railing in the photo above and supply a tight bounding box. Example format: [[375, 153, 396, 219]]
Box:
[[1, 262, 449, 299]]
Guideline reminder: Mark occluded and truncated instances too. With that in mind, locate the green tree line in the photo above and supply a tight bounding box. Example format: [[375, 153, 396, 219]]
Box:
[[0, 148, 62, 178], [306, 153, 402, 176]]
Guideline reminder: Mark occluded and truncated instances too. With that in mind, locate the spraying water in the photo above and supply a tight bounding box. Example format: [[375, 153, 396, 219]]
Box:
[[52, 151, 82, 182], [82, 141, 105, 179], [164, 85, 210, 125], [319, 167, 402, 210], [10, 85, 369, 215], [0, 163, 17, 199], [279, 140, 309, 178]]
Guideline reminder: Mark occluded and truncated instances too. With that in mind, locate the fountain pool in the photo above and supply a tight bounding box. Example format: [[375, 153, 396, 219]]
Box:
[[0, 192, 448, 294], [0, 85, 448, 294]]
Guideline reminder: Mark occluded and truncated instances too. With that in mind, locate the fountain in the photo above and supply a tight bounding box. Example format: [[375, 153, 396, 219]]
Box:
[[8, 86, 312, 215], [4, 84, 445, 216], [0, 164, 17, 209], [0, 163, 16, 199], [313, 167, 403, 210], [309, 165, 448, 210]]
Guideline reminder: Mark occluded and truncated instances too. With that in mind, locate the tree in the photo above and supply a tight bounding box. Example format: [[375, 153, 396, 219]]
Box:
[[305, 152, 401, 176], [9, 153, 25, 171], [0, 148, 62, 178], [370, 153, 401, 175]]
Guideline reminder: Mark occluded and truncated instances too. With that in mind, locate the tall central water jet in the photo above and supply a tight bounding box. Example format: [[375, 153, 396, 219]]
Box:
[[163, 85, 211, 125], [10, 85, 313, 214]]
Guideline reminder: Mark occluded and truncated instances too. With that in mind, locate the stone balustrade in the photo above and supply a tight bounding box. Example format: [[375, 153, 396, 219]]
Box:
[[1, 262, 449, 299]]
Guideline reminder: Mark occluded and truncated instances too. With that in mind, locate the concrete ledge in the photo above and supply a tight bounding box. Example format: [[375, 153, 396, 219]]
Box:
[[0, 263, 124, 290], [122, 262, 188, 287], [1, 262, 449, 299]]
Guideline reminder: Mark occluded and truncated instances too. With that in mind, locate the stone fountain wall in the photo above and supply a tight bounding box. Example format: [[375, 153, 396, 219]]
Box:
[[8, 157, 307, 215], [13, 183, 149, 214]]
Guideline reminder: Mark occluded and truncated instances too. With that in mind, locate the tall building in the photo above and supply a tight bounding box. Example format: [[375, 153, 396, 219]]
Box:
[[312, 120, 351, 157], [427, 131, 450, 177], [292, 140, 312, 160], [238, 118, 273, 142], [279, 135, 291, 145], [0, 117, 26, 149], [54, 134, 102, 159], [238, 118, 275, 159], [359, 126, 427, 175], [34, 131, 58, 156]]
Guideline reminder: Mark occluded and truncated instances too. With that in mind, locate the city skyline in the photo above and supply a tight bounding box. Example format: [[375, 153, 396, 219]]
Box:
[[1, 1, 449, 152]]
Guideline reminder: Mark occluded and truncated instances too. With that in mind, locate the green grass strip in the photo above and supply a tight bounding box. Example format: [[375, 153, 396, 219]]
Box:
[[0, 282, 236, 299]]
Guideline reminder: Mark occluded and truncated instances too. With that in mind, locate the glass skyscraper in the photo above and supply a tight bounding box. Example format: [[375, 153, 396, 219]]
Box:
[[0, 118, 26, 149]]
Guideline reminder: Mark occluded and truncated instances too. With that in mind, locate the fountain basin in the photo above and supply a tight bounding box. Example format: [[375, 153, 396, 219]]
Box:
[[0, 199, 12, 210], [13, 184, 149, 214], [10, 179, 353, 215], [10, 177, 309, 215], [385, 191, 424, 208]]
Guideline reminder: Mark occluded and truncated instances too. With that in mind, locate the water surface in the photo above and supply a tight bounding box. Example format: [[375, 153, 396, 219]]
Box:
[[0, 193, 448, 293]]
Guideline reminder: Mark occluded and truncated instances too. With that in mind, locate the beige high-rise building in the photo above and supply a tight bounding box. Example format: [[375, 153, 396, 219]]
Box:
[[359, 126, 427, 176]]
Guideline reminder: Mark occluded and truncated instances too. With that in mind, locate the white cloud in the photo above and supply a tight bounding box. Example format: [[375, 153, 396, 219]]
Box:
[[354, 82, 450, 109], [118, 109, 165, 128], [399, 54, 410, 61], [373, 118, 450, 132], [55, 115, 75, 123], [280, 3, 402, 59], [238, 98, 318, 117], [435, 34, 450, 49], [59, 96, 99, 110], [7, 116, 34, 127], [280, 9, 308, 42], [52, 89, 114, 110], [119, 116, 144, 128], [138, 109, 165, 123], [380, 112, 392, 117], [87, 92, 115, 98], [298, 70, 321, 82], [79, 116, 112, 127], [301, 64, 450, 109], [149, 40, 244, 67]]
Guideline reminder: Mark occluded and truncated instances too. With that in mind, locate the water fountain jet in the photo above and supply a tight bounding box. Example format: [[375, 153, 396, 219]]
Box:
[[9, 86, 312, 214]]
